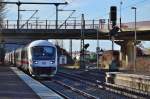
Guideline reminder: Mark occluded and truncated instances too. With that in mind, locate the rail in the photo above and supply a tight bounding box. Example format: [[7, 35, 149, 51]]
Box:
[[58, 71, 150, 99]]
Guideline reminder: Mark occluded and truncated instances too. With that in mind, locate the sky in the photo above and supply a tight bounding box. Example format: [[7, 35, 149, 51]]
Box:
[[3, 0, 150, 52]]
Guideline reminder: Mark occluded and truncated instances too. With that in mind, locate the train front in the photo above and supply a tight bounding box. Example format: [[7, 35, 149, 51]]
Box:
[[28, 41, 57, 77]]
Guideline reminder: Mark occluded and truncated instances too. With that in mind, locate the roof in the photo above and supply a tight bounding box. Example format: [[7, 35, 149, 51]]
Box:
[[28, 40, 55, 48]]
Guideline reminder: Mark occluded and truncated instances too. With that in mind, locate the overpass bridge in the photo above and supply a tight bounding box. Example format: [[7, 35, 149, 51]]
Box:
[[1, 19, 150, 71], [1, 20, 150, 43], [0, 20, 150, 70]]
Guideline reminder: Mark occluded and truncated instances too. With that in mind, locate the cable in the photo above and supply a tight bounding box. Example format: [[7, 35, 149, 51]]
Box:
[[60, 0, 75, 9], [48, 0, 75, 19], [101, 0, 150, 19]]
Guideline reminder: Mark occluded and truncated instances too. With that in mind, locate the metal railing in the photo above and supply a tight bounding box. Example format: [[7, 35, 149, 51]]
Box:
[[2, 19, 108, 30], [2, 19, 150, 31]]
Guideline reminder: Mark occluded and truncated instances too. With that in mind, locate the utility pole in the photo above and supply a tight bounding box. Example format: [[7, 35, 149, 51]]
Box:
[[55, 4, 59, 29], [17, 1, 21, 29], [96, 27, 100, 69], [69, 39, 72, 58], [80, 14, 85, 69]]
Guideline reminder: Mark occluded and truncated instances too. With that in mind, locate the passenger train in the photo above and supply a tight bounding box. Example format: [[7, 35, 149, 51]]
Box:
[[5, 40, 57, 77]]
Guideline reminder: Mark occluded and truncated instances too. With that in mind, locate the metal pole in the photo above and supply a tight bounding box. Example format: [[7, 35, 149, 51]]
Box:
[[70, 39, 72, 58], [1, 1, 68, 29], [120, 1, 123, 30], [74, 18, 76, 29], [58, 9, 76, 29], [17, 2, 21, 29], [97, 27, 100, 69], [17, 4, 19, 29], [131, 7, 137, 72], [93, 19, 94, 29], [134, 8, 137, 72], [55, 4, 58, 29], [80, 14, 85, 69], [108, 19, 110, 30], [111, 36, 114, 51], [46, 20, 47, 29], [7, 20, 8, 29], [36, 19, 38, 29], [82, 14, 85, 69]]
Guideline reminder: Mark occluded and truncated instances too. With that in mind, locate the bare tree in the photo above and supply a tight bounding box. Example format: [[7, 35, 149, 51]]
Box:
[[0, 0, 5, 28]]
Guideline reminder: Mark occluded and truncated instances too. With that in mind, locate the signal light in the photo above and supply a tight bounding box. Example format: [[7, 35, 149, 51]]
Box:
[[110, 6, 117, 22], [84, 43, 89, 49], [109, 26, 119, 36]]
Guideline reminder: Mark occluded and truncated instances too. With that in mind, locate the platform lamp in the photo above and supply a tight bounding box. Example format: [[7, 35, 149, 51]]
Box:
[[120, 1, 123, 31], [131, 7, 137, 72]]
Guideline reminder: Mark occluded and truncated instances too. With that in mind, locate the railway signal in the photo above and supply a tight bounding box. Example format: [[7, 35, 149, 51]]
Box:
[[109, 25, 119, 36], [110, 6, 117, 27]]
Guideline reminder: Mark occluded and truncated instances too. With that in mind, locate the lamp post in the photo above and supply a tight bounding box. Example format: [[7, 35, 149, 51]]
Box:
[[120, 1, 123, 30], [131, 7, 137, 72], [96, 27, 100, 69]]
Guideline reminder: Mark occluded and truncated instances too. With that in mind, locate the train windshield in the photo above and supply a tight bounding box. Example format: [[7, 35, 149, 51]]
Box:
[[32, 46, 55, 60]]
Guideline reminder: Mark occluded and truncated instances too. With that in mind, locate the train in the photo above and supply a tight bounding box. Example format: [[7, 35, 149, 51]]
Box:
[[5, 40, 57, 77], [0, 47, 5, 64]]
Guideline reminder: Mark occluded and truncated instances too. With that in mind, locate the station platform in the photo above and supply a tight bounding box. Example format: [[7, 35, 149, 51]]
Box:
[[106, 71, 150, 94], [0, 65, 63, 99]]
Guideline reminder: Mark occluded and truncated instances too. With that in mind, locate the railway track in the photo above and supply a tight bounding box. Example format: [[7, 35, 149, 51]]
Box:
[[40, 79, 97, 99], [39, 73, 128, 99], [24, 66, 149, 99], [55, 71, 149, 99]]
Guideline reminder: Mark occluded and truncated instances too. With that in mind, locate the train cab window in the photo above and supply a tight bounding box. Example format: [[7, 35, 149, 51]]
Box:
[[21, 50, 25, 59], [15, 53, 19, 58], [31, 46, 55, 60]]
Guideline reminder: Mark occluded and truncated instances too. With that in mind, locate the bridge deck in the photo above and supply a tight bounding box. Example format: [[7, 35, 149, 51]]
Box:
[[1, 29, 150, 40]]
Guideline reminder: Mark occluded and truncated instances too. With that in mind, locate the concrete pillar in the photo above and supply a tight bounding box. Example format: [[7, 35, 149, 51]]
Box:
[[126, 41, 134, 64], [116, 40, 135, 70]]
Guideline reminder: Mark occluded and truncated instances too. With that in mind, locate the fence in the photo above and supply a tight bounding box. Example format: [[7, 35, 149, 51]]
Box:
[[2, 19, 109, 30]]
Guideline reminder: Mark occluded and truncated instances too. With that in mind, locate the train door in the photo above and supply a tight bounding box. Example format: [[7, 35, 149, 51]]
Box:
[[21, 48, 28, 70], [15, 49, 22, 67]]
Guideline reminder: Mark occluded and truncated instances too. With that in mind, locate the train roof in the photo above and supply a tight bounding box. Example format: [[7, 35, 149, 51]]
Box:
[[28, 40, 55, 48]]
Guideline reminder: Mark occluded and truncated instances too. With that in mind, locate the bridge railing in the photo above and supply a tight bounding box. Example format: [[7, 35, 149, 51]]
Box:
[[2, 19, 149, 31], [2, 19, 109, 30]]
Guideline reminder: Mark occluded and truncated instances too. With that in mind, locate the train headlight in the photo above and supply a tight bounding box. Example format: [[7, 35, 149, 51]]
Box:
[[33, 60, 38, 64], [50, 60, 55, 64]]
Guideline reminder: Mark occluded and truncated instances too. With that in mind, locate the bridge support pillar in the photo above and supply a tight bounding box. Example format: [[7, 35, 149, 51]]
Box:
[[116, 40, 135, 70]]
